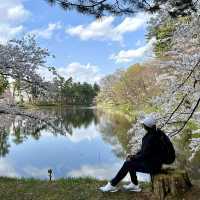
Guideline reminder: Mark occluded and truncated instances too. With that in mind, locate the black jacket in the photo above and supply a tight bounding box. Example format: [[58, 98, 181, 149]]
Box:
[[134, 128, 165, 170]]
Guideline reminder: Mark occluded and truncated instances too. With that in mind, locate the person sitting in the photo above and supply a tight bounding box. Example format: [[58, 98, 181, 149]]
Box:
[[99, 116, 175, 192]]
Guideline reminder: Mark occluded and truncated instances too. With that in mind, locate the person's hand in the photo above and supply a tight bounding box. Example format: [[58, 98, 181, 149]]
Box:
[[126, 154, 135, 161]]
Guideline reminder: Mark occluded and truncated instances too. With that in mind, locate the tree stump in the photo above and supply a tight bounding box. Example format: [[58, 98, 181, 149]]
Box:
[[151, 168, 192, 200]]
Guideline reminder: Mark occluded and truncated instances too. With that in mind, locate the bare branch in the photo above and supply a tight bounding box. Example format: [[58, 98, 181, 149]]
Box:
[[172, 58, 200, 94], [161, 93, 188, 128], [169, 96, 200, 137]]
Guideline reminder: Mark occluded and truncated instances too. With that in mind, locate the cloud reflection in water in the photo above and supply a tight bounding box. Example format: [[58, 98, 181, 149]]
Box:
[[67, 163, 150, 182]]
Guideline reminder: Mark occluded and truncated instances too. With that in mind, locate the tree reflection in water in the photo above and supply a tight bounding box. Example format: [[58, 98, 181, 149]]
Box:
[[0, 130, 10, 157], [97, 110, 132, 159], [0, 107, 98, 157]]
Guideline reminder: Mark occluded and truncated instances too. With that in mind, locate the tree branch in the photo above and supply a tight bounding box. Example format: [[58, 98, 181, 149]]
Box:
[[169, 96, 200, 137], [53, 0, 107, 8], [161, 93, 188, 128], [172, 59, 200, 94], [0, 105, 64, 135]]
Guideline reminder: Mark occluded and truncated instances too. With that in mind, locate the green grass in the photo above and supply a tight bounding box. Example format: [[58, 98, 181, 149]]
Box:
[[192, 133, 200, 138], [0, 177, 155, 200], [0, 176, 198, 200], [97, 102, 162, 123], [186, 120, 200, 131]]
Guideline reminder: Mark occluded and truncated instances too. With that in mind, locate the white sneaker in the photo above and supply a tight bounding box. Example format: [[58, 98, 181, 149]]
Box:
[[99, 182, 118, 192], [123, 182, 141, 192]]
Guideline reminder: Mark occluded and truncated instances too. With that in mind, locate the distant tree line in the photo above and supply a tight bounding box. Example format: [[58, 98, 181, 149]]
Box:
[[0, 36, 100, 106], [43, 77, 100, 105]]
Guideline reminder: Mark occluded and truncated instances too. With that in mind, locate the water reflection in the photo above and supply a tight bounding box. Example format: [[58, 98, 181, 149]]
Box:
[[0, 107, 132, 181], [0, 107, 199, 184], [97, 111, 132, 158], [0, 159, 19, 178], [0, 107, 98, 157], [40, 106, 99, 135], [0, 130, 10, 157], [67, 163, 126, 180], [67, 163, 150, 182]]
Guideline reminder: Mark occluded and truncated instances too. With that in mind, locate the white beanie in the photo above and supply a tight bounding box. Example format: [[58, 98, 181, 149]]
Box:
[[142, 116, 156, 128]]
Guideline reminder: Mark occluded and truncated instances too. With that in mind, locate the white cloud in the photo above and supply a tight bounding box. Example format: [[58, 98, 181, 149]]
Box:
[[30, 22, 62, 39], [7, 4, 30, 21], [63, 62, 103, 83], [114, 15, 147, 35], [0, 0, 30, 44], [66, 17, 114, 41], [37, 62, 104, 84], [0, 0, 30, 23], [0, 24, 23, 44], [66, 13, 148, 42], [110, 37, 156, 63]]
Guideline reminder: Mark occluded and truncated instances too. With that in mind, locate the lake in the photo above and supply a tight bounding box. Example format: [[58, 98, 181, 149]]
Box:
[[0, 106, 199, 184]]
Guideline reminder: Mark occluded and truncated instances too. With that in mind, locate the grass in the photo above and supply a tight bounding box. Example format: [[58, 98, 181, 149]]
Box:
[[96, 102, 161, 123], [0, 177, 155, 200], [0, 176, 199, 200], [192, 133, 200, 138]]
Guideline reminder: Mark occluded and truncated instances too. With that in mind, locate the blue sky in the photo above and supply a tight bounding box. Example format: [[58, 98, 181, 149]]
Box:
[[0, 0, 154, 83]]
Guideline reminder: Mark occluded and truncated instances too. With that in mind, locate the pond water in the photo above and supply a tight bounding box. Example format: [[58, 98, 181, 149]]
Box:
[[0, 106, 149, 181], [0, 106, 199, 184]]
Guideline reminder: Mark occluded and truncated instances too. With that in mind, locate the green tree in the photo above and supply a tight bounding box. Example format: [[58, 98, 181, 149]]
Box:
[[96, 63, 160, 112], [0, 75, 8, 95]]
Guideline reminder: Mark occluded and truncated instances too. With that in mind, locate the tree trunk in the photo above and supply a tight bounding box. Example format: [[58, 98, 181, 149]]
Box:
[[151, 168, 192, 200]]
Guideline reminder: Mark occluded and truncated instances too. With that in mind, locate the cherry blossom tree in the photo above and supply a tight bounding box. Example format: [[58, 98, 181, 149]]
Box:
[[0, 36, 50, 88], [129, 11, 200, 158], [0, 35, 60, 127]]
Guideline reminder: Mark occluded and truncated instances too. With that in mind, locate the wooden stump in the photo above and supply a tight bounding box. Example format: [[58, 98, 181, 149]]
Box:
[[151, 168, 192, 200]]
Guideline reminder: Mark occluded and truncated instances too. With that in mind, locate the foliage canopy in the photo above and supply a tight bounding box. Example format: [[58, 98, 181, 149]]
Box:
[[46, 0, 198, 18]]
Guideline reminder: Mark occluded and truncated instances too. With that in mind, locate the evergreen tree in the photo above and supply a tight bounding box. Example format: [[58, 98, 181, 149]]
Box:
[[46, 0, 198, 18]]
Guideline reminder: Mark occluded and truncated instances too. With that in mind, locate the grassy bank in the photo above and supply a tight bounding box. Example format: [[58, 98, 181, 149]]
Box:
[[96, 103, 136, 122], [0, 177, 155, 200], [0, 177, 199, 200], [96, 102, 161, 123]]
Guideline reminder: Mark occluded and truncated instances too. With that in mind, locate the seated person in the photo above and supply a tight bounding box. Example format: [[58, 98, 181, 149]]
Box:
[[99, 116, 175, 192]]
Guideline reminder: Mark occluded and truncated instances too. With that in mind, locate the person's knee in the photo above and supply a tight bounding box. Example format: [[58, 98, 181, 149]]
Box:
[[124, 160, 132, 169]]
